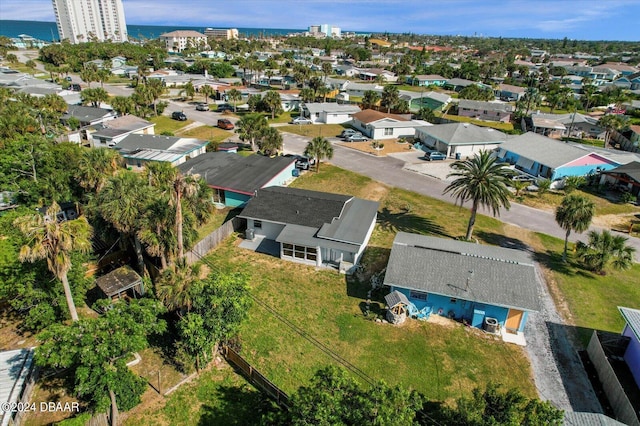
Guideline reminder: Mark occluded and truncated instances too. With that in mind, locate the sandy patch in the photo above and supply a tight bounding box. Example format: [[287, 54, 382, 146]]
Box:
[[337, 139, 414, 156]]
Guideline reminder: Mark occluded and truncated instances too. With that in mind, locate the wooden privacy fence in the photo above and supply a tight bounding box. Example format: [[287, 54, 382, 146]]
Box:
[[185, 216, 245, 264], [221, 345, 289, 409]]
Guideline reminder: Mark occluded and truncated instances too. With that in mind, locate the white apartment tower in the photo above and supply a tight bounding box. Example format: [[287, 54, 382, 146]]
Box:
[[52, 0, 128, 44]]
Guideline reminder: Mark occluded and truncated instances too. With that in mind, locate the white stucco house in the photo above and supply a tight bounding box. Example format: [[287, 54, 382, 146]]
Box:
[[351, 109, 431, 140], [302, 102, 361, 124]]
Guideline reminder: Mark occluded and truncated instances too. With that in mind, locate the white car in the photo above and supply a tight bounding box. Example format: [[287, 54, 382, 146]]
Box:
[[290, 117, 313, 125]]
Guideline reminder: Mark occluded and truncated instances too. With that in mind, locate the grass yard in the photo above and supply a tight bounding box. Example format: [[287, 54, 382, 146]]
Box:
[[178, 125, 233, 144], [196, 208, 241, 242], [124, 364, 272, 425], [205, 238, 536, 401], [278, 123, 350, 138], [149, 116, 193, 135], [337, 139, 415, 156]]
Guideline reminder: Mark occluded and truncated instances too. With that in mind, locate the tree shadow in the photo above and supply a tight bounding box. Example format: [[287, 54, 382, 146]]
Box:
[[197, 384, 279, 426], [532, 250, 575, 276], [377, 207, 449, 238], [475, 231, 532, 253], [544, 321, 614, 413]]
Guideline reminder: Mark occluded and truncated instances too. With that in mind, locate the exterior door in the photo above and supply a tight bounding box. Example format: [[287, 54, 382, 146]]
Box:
[[505, 309, 523, 332]]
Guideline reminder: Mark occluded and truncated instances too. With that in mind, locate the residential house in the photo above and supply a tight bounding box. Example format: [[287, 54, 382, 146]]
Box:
[[600, 162, 640, 196], [619, 307, 640, 389], [357, 68, 397, 82], [496, 83, 527, 101], [405, 74, 447, 87], [178, 152, 297, 207], [526, 111, 605, 139], [88, 115, 155, 148], [302, 102, 361, 124], [415, 123, 508, 159], [159, 30, 208, 53], [62, 105, 117, 127], [496, 132, 620, 180], [351, 109, 428, 140], [612, 72, 640, 90], [383, 232, 540, 345], [457, 100, 514, 123], [444, 78, 491, 92], [238, 186, 378, 270], [113, 134, 208, 170]]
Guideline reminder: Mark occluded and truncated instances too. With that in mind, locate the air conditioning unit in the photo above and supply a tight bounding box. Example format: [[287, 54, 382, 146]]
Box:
[[245, 228, 255, 241]]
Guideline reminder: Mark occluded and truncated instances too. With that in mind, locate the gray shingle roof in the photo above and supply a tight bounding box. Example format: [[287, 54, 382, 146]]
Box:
[[385, 290, 410, 308], [383, 232, 540, 312], [303, 102, 361, 114], [498, 132, 591, 169], [604, 161, 640, 183], [178, 153, 296, 195], [458, 100, 514, 113], [240, 187, 378, 246], [63, 105, 113, 122], [417, 123, 507, 146]]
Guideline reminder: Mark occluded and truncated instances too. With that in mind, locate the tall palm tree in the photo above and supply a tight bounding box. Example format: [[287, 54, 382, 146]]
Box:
[[227, 88, 242, 112], [258, 127, 283, 156], [93, 171, 152, 274], [555, 194, 596, 261], [576, 230, 635, 274], [156, 260, 202, 314], [172, 172, 199, 260], [381, 85, 400, 113], [236, 113, 268, 151], [598, 114, 626, 148], [14, 202, 93, 321], [76, 148, 123, 194], [444, 151, 515, 240], [138, 197, 175, 269], [263, 90, 282, 119], [304, 136, 334, 173]]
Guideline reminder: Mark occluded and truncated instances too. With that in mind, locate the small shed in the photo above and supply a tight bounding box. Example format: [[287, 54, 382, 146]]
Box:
[[96, 265, 144, 300], [385, 290, 410, 324]]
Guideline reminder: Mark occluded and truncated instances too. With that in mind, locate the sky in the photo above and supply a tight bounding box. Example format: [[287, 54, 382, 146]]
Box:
[[1, 0, 640, 41]]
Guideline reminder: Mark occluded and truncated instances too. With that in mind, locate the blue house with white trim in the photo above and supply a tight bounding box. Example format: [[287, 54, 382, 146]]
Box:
[[383, 233, 540, 345], [178, 152, 297, 207], [496, 132, 620, 181]]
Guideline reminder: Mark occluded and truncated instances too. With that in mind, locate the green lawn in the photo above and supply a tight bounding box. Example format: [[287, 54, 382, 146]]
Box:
[[195, 208, 240, 242], [149, 116, 193, 134], [124, 366, 273, 425], [178, 125, 233, 144], [514, 188, 640, 217]]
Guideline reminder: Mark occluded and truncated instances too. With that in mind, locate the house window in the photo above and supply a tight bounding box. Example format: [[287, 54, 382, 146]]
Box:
[[281, 243, 317, 262], [409, 290, 428, 301], [254, 220, 262, 229], [450, 298, 457, 304], [384, 128, 393, 136]]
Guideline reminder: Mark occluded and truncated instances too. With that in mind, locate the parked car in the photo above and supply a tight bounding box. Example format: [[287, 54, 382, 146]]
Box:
[[344, 133, 369, 142], [171, 111, 187, 121], [217, 104, 233, 112], [195, 103, 209, 111], [339, 128, 358, 138], [217, 119, 234, 130], [285, 154, 315, 170], [290, 116, 313, 125], [421, 151, 447, 161]]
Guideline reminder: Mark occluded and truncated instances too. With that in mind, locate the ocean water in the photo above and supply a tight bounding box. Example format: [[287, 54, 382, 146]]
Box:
[[0, 20, 306, 42]]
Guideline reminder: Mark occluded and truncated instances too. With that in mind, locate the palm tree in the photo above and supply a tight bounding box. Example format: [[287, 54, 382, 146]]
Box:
[[171, 172, 199, 260], [444, 151, 515, 240], [576, 230, 635, 274], [93, 171, 152, 275], [138, 197, 175, 269], [555, 194, 596, 261], [299, 87, 315, 103], [362, 90, 381, 110], [227, 88, 242, 112], [200, 85, 214, 104], [322, 62, 333, 82], [76, 148, 123, 194], [598, 114, 626, 148], [236, 113, 268, 151], [259, 127, 283, 156], [304, 136, 334, 173], [381, 85, 400, 113], [156, 260, 201, 314], [14, 202, 93, 321], [263, 90, 283, 119]]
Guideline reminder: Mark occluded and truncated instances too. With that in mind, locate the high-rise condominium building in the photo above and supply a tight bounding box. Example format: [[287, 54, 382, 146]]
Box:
[[52, 0, 128, 44]]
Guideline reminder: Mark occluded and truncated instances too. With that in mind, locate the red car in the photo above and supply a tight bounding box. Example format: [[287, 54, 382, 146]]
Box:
[[217, 119, 234, 130]]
